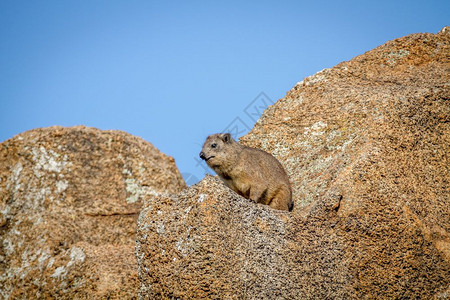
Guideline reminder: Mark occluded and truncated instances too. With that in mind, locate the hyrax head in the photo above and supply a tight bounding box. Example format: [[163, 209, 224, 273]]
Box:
[[199, 133, 237, 169]]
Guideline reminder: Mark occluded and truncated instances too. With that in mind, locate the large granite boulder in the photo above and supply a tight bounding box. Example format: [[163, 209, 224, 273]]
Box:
[[0, 126, 186, 299], [136, 28, 449, 298]]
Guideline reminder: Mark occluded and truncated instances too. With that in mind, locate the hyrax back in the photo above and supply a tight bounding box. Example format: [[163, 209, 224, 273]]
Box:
[[199, 133, 293, 211]]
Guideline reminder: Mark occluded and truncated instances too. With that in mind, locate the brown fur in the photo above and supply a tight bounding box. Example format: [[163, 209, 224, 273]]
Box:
[[200, 133, 293, 211]]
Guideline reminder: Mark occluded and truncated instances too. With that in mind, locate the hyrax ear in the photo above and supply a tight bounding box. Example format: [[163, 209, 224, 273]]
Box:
[[221, 133, 232, 143]]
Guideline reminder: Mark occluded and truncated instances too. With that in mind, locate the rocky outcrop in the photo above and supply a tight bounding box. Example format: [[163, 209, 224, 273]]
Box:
[[136, 28, 450, 298], [0, 126, 186, 299]]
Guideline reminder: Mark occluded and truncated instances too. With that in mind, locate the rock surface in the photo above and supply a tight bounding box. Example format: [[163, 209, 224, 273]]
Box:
[[0, 126, 186, 299], [137, 28, 450, 298]]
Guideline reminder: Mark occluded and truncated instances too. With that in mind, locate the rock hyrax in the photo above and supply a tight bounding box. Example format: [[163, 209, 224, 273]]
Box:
[[199, 133, 293, 211]]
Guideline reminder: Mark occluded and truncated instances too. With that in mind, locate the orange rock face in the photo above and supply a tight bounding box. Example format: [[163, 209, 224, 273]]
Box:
[[0, 126, 186, 299], [137, 28, 449, 298]]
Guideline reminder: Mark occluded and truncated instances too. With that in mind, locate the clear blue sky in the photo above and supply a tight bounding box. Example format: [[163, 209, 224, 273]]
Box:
[[1, 1, 448, 184]]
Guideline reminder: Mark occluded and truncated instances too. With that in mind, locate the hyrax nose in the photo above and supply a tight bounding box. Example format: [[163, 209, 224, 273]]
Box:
[[199, 152, 206, 160]]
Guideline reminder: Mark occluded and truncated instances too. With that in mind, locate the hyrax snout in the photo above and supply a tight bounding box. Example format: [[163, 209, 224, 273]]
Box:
[[199, 133, 293, 211]]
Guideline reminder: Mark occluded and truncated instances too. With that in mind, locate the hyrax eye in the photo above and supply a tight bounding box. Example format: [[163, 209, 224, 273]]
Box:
[[211, 143, 217, 148]]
